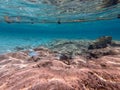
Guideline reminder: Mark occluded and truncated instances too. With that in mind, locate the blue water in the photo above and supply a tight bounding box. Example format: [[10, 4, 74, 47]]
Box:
[[0, 19, 120, 54]]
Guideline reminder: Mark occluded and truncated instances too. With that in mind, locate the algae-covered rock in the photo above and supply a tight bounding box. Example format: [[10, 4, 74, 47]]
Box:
[[83, 36, 120, 59], [86, 48, 114, 59], [88, 36, 112, 49], [58, 52, 73, 60]]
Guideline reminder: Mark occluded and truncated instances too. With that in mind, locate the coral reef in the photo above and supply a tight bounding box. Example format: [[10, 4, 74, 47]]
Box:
[[88, 36, 112, 49]]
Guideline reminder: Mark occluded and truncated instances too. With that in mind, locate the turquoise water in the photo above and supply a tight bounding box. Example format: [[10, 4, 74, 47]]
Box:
[[0, 19, 120, 54], [0, 0, 120, 54]]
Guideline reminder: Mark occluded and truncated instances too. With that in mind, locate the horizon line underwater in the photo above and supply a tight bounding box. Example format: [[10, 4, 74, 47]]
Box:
[[0, 19, 120, 54]]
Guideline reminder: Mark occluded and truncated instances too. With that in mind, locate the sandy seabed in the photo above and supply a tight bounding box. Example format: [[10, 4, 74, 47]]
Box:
[[0, 38, 120, 90]]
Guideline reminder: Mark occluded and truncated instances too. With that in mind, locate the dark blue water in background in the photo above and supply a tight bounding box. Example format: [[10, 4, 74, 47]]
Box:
[[0, 19, 120, 53]]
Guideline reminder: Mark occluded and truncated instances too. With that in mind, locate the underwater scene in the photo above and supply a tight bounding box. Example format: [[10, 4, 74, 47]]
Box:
[[0, 0, 120, 90], [0, 19, 120, 54]]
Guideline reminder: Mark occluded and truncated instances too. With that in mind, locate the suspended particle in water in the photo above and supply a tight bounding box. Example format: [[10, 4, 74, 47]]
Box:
[[4, 16, 12, 23], [57, 19, 61, 24], [117, 14, 120, 18]]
